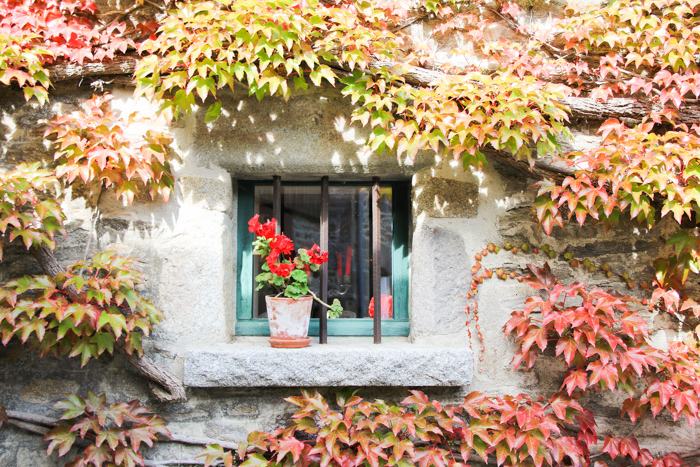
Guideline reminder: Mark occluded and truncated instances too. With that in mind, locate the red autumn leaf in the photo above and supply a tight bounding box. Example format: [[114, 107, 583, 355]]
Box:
[[276, 437, 306, 463], [602, 436, 620, 459], [587, 360, 619, 389], [619, 437, 640, 460], [556, 337, 580, 365], [620, 348, 656, 376], [563, 369, 588, 395], [621, 398, 647, 423], [520, 325, 549, 353]]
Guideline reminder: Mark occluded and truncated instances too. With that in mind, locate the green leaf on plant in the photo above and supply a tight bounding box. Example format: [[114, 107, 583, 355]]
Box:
[[336, 388, 361, 408], [328, 299, 343, 319], [284, 283, 307, 299], [54, 393, 86, 420], [44, 426, 78, 456], [241, 453, 269, 467], [273, 275, 285, 286], [197, 444, 234, 467], [205, 102, 222, 122], [91, 333, 115, 356], [290, 269, 308, 283], [85, 391, 107, 415]]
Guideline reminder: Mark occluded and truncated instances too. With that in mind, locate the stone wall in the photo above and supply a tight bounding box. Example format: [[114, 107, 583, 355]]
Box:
[[0, 79, 697, 465]]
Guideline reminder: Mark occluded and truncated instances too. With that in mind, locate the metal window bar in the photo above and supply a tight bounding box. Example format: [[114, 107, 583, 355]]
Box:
[[320, 176, 329, 344], [372, 177, 381, 344]]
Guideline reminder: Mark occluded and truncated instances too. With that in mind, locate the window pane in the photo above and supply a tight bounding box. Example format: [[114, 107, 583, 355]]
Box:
[[379, 187, 393, 318], [328, 186, 393, 319], [253, 186, 322, 318], [328, 186, 370, 318]]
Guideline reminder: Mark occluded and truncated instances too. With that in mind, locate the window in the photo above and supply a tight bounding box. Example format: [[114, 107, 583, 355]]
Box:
[[236, 177, 409, 338]]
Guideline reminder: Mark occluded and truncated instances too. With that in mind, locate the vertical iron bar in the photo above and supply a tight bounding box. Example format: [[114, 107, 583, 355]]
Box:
[[273, 175, 281, 234], [320, 176, 329, 344], [372, 177, 381, 344]]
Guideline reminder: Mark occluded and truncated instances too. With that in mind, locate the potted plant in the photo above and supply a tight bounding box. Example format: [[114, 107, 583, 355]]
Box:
[[248, 215, 342, 348]]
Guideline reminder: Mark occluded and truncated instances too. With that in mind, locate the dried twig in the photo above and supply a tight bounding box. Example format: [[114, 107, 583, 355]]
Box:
[[391, 14, 428, 32], [6, 419, 50, 437], [97, 3, 145, 33], [6, 410, 58, 427]]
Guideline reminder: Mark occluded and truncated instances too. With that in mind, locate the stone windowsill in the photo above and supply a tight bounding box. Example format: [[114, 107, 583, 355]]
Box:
[[184, 338, 473, 387]]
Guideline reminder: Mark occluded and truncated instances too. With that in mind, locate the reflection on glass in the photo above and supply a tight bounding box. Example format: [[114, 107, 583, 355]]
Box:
[[252, 184, 393, 320]]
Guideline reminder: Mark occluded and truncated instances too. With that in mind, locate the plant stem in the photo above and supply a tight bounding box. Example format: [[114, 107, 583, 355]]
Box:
[[308, 289, 333, 310]]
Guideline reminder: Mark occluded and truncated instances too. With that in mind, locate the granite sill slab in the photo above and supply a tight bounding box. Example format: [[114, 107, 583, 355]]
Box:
[[184, 338, 473, 387]]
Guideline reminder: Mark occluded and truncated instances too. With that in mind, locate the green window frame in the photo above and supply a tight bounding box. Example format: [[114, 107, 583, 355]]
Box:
[[236, 179, 410, 336]]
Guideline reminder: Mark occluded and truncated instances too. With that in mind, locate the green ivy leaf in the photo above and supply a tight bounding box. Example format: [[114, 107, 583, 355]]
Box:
[[91, 333, 115, 356], [95, 428, 126, 450], [44, 426, 78, 456], [124, 332, 143, 356], [54, 394, 86, 420], [197, 444, 234, 467], [240, 453, 269, 467], [205, 102, 222, 122], [97, 311, 127, 339], [336, 388, 361, 408]]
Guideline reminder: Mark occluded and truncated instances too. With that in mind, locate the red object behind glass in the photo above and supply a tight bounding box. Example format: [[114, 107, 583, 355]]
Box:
[[345, 246, 352, 275], [368, 295, 393, 319]]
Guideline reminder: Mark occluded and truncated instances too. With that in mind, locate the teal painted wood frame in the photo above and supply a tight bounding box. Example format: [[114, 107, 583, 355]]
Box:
[[236, 179, 410, 336]]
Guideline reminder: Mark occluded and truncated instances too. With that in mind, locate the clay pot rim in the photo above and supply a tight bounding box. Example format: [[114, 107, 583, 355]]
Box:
[[265, 295, 313, 304]]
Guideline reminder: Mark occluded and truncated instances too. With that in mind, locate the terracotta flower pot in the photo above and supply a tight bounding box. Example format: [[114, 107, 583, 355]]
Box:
[[266, 295, 313, 348]]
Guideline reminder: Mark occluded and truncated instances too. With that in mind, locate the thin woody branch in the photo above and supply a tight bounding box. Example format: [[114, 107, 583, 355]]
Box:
[[96, 3, 145, 33]]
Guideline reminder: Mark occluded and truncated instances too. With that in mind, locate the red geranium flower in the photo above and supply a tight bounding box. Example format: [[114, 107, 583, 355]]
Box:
[[270, 234, 294, 256], [277, 263, 293, 277], [248, 214, 261, 233], [248, 215, 277, 239], [308, 243, 329, 265], [267, 256, 293, 278], [258, 219, 277, 239]]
